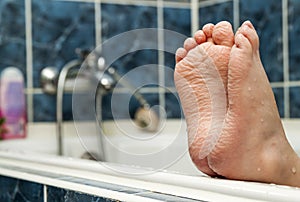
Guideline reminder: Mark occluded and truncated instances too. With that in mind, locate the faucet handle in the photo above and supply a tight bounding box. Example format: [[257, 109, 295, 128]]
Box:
[[75, 48, 91, 60]]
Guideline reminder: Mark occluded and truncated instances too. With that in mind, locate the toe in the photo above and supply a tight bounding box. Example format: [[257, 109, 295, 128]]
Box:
[[234, 31, 252, 52], [212, 21, 234, 47], [194, 30, 207, 44], [175, 47, 187, 63], [183, 37, 198, 52], [239, 21, 260, 51], [202, 23, 214, 43]]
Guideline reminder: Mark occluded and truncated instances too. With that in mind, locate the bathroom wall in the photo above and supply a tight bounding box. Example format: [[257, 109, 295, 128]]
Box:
[[0, 0, 299, 122]]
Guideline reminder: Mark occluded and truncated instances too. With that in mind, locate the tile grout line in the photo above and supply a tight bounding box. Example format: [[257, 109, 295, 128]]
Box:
[[43, 185, 47, 202], [199, 0, 232, 8], [95, 0, 102, 46], [59, 0, 190, 8], [25, 0, 34, 123], [191, 0, 199, 35], [157, 0, 166, 118], [233, 0, 240, 31], [282, 0, 290, 118]]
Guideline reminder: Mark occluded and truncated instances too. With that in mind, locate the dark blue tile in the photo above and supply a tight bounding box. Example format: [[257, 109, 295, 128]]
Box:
[[33, 94, 56, 122], [199, 1, 233, 27], [290, 87, 300, 118], [240, 0, 283, 82], [165, 93, 183, 119], [33, 92, 78, 122], [164, 8, 191, 87], [101, 4, 158, 83], [47, 186, 116, 202], [272, 87, 284, 118], [288, 0, 300, 81], [101, 4, 157, 40], [32, 0, 95, 88], [110, 50, 159, 85], [0, 0, 26, 83], [164, 55, 176, 87], [164, 7, 191, 36], [0, 175, 43, 202], [102, 93, 159, 120]]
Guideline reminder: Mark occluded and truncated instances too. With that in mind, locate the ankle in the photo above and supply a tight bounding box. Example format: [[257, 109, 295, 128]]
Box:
[[280, 149, 300, 187], [262, 130, 300, 187]]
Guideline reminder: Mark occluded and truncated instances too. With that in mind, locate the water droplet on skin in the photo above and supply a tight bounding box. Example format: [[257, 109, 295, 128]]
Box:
[[260, 118, 264, 123], [257, 167, 261, 172], [248, 87, 252, 91], [292, 167, 297, 174]]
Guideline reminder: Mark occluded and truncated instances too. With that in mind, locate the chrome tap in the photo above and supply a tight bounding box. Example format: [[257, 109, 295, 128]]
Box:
[[40, 49, 159, 159]]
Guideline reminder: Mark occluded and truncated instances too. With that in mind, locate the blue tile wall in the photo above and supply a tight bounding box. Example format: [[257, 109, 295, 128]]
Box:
[[0, 175, 43, 202], [290, 87, 300, 118], [199, 1, 234, 27], [100, 3, 158, 120], [32, 0, 95, 122], [32, 0, 95, 87], [164, 7, 191, 87], [101, 4, 157, 40], [273, 87, 284, 117], [102, 92, 159, 120], [165, 93, 183, 118], [0, 0, 26, 81], [0, 0, 299, 121], [288, 0, 300, 81], [240, 0, 283, 83], [47, 186, 116, 202], [0, 174, 205, 201]]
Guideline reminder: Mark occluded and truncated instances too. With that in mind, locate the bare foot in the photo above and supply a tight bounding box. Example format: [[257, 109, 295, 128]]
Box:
[[175, 21, 300, 187], [174, 21, 234, 176]]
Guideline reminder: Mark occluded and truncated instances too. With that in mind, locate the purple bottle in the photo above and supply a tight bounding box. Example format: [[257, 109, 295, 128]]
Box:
[[0, 67, 26, 139]]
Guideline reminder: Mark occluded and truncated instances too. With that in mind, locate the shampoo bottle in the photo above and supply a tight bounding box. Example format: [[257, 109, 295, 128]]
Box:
[[0, 67, 26, 139]]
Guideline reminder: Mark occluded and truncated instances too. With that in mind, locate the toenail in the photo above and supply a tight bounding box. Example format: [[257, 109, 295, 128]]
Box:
[[241, 25, 250, 33], [243, 20, 253, 28]]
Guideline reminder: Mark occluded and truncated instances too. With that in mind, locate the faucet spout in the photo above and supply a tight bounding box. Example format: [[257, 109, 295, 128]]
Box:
[[56, 59, 82, 156]]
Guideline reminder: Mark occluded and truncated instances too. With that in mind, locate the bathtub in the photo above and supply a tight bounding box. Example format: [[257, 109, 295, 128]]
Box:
[[0, 119, 300, 201]]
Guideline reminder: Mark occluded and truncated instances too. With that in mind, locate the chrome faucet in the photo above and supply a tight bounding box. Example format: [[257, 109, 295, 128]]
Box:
[[40, 49, 159, 158], [41, 59, 82, 156]]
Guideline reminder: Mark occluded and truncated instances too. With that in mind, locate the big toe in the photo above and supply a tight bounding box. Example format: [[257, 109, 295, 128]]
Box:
[[238, 21, 259, 51], [212, 21, 234, 47]]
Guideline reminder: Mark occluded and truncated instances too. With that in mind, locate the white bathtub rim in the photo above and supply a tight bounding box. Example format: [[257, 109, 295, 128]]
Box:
[[0, 149, 300, 202], [0, 119, 300, 201]]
